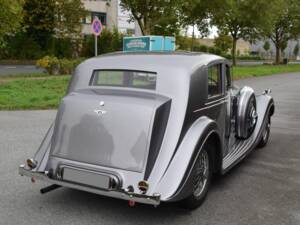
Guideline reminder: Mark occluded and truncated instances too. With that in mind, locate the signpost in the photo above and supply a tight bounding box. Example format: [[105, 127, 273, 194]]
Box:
[[92, 17, 103, 56]]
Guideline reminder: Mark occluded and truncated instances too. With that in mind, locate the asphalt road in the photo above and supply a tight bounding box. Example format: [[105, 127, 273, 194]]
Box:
[[1, 61, 300, 76], [0, 73, 299, 225], [0, 65, 44, 75]]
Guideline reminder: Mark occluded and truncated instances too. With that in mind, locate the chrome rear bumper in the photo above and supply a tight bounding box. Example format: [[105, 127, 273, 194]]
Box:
[[19, 165, 160, 206]]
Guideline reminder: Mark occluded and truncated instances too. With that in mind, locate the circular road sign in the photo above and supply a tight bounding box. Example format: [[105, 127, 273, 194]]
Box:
[[92, 17, 103, 36]]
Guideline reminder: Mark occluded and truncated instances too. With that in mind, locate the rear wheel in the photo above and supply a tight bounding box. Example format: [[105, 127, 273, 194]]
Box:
[[257, 117, 271, 148], [180, 148, 212, 209]]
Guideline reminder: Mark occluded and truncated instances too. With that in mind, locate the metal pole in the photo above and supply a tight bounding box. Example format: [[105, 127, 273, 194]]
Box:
[[95, 35, 98, 56]]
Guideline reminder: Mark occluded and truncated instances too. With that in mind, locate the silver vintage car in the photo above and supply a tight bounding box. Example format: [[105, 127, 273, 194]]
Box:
[[19, 52, 274, 209]]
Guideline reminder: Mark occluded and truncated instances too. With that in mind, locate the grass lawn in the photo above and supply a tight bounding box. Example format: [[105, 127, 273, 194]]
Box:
[[0, 75, 70, 110], [233, 64, 300, 79], [0, 64, 300, 110]]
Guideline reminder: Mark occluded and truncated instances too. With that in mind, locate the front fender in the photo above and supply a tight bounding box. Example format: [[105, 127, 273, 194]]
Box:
[[155, 116, 222, 201]]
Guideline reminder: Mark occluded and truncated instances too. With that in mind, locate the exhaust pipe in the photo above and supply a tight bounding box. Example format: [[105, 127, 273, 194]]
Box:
[[40, 184, 61, 194]]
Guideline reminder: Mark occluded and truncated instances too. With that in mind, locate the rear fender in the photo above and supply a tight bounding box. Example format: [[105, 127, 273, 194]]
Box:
[[27, 124, 54, 172], [155, 116, 222, 201]]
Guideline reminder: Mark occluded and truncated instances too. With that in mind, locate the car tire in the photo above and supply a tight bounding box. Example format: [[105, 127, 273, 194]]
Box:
[[257, 117, 271, 148], [236, 91, 258, 139], [180, 147, 212, 210]]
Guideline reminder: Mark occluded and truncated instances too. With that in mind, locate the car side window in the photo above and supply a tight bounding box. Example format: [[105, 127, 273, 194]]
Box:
[[208, 64, 222, 97]]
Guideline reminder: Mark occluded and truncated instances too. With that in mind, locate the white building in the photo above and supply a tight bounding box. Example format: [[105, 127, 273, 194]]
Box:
[[81, 0, 118, 34], [81, 0, 140, 35], [117, 0, 141, 35]]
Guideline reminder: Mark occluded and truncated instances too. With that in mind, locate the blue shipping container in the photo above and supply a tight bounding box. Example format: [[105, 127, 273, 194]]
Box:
[[123, 36, 164, 52], [123, 36, 175, 52], [164, 36, 176, 51]]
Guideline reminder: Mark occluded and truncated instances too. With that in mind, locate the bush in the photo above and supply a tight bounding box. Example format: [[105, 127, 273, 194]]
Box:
[[48, 38, 75, 59], [221, 54, 263, 61], [237, 55, 263, 60], [176, 35, 192, 50], [193, 45, 223, 55], [0, 32, 81, 60], [36, 56, 84, 75], [59, 58, 84, 74], [36, 56, 59, 75], [0, 32, 44, 60], [194, 45, 208, 52], [222, 53, 232, 59], [208, 46, 222, 55], [214, 34, 232, 54]]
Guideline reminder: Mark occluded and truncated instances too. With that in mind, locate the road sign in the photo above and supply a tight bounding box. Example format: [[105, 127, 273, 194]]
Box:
[[91, 17, 103, 56], [92, 17, 103, 36]]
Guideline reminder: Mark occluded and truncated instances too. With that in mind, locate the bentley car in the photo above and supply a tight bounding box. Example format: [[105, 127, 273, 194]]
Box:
[[19, 52, 274, 209]]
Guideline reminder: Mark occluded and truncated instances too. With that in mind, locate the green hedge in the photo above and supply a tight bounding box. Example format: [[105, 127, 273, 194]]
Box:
[[36, 56, 84, 75], [193, 45, 223, 55], [0, 28, 124, 60], [81, 28, 124, 57]]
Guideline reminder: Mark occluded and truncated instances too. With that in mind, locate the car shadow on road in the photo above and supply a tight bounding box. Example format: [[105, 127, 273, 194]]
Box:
[[22, 146, 270, 225], [39, 153, 257, 222], [47, 187, 192, 222]]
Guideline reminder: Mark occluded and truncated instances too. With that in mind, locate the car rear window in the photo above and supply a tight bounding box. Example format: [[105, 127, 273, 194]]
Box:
[[90, 70, 157, 90]]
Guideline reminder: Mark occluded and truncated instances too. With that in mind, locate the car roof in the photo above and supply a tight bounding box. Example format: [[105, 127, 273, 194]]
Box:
[[80, 51, 225, 75]]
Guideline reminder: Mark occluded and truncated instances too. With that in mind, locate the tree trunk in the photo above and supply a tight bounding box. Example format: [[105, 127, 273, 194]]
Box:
[[143, 17, 151, 35], [232, 38, 237, 66], [191, 24, 195, 51], [275, 45, 281, 64], [136, 18, 145, 35]]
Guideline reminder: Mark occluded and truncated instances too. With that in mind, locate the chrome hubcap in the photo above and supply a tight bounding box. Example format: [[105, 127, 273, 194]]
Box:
[[249, 108, 258, 127], [193, 151, 209, 198]]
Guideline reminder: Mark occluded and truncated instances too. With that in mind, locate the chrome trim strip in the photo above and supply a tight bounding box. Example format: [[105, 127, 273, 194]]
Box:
[[205, 96, 228, 106], [207, 93, 224, 100], [19, 165, 161, 206], [193, 100, 227, 113]]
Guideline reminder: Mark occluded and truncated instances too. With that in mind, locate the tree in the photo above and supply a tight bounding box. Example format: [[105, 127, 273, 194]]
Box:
[[179, 0, 210, 50], [54, 0, 86, 57], [210, 0, 272, 65], [23, 0, 55, 49], [294, 43, 299, 58], [120, 0, 181, 35], [263, 41, 270, 52], [0, 0, 23, 46], [22, 0, 86, 57], [214, 33, 232, 54], [263, 41, 270, 58], [263, 0, 300, 64], [54, 0, 86, 39]]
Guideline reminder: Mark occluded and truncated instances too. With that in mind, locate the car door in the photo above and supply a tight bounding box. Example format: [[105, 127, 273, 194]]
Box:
[[224, 64, 235, 156], [205, 63, 227, 153]]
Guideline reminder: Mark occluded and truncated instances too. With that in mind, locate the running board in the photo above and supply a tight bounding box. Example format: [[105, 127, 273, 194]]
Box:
[[222, 138, 255, 173], [222, 96, 272, 173]]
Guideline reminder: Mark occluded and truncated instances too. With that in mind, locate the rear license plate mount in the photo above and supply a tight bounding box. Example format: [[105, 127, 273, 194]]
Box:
[[62, 167, 111, 190]]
